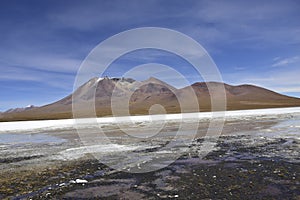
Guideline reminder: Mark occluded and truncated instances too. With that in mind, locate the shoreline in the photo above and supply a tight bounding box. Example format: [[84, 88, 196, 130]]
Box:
[[1, 106, 300, 133]]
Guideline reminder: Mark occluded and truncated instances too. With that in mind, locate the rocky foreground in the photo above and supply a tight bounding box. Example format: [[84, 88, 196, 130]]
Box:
[[1, 135, 299, 200]]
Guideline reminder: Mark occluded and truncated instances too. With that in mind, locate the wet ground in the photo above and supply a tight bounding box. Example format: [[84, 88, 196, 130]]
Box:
[[0, 112, 299, 199]]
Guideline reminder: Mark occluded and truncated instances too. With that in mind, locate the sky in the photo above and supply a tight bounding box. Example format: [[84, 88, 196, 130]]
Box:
[[0, 0, 300, 111]]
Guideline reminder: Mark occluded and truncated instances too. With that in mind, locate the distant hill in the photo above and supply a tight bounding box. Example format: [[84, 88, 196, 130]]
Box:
[[4, 105, 36, 113], [1, 77, 300, 121]]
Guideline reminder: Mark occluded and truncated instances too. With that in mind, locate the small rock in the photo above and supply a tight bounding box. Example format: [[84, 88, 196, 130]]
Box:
[[75, 179, 88, 184], [70, 179, 88, 184]]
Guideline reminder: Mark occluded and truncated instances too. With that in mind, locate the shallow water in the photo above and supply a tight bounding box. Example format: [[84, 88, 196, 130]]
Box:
[[0, 133, 66, 144]]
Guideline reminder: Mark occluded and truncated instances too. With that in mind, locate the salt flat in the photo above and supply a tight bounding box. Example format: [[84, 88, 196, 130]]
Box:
[[1, 107, 300, 133]]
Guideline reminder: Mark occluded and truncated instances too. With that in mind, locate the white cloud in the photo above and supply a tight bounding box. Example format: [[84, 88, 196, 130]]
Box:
[[223, 68, 300, 97], [273, 57, 281, 61], [0, 52, 82, 74], [274, 86, 300, 93], [188, 1, 300, 49], [272, 56, 300, 67], [0, 63, 75, 91], [47, 1, 164, 31], [1, 0, 300, 109]]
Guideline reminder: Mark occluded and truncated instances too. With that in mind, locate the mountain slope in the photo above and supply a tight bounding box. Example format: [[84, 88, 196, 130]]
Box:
[[1, 77, 300, 121]]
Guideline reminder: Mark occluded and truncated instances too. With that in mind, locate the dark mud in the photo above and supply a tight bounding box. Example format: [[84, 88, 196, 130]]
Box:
[[1, 135, 299, 200]]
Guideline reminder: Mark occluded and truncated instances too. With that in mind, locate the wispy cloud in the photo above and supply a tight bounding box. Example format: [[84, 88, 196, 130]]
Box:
[[0, 0, 300, 110], [223, 68, 300, 95], [272, 56, 300, 67], [274, 86, 300, 93]]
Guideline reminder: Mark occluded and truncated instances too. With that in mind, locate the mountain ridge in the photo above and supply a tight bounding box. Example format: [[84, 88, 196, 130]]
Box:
[[1, 77, 300, 122]]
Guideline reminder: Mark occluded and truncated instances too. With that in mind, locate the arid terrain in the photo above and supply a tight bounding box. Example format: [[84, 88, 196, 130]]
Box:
[[1, 77, 300, 122]]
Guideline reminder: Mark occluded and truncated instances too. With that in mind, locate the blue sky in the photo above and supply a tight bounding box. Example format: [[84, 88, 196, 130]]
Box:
[[0, 0, 300, 111]]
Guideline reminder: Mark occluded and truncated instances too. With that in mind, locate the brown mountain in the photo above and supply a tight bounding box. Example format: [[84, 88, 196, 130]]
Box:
[[4, 105, 36, 113], [1, 77, 300, 121]]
